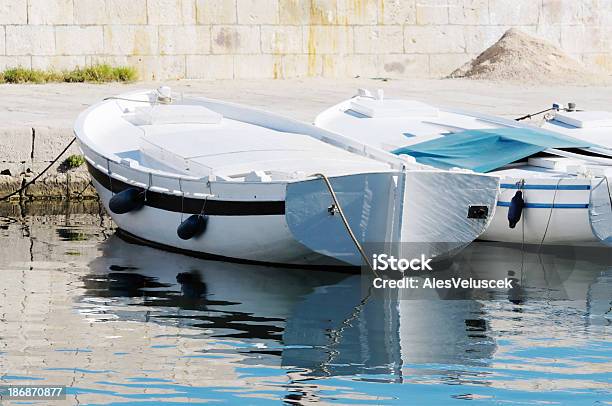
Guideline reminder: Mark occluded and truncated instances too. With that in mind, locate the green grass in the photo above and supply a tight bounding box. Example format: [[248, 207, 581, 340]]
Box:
[[63, 154, 86, 169], [0, 64, 137, 84]]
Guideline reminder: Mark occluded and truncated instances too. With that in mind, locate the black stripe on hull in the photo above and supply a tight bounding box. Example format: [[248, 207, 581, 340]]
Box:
[[87, 162, 285, 216], [116, 229, 358, 272]]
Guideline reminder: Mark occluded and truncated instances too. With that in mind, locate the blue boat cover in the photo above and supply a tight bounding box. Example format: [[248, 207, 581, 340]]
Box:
[[392, 127, 596, 173]]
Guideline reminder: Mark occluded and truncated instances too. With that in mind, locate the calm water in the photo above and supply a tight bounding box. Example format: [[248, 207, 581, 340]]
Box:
[[0, 201, 610, 405]]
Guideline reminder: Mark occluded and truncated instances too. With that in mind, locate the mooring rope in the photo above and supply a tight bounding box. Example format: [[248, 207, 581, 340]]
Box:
[[310, 173, 377, 276], [539, 178, 563, 247], [0, 137, 77, 202], [515, 107, 555, 121]]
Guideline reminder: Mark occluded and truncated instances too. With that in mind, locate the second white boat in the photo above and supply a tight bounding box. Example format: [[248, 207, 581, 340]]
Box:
[[315, 90, 612, 246]]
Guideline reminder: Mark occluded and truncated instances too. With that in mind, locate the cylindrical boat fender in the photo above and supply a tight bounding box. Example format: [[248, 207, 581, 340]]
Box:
[[507, 190, 525, 229], [177, 214, 209, 240], [109, 188, 146, 214]]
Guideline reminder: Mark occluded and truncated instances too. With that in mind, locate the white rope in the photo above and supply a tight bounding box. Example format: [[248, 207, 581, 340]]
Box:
[[310, 173, 377, 276]]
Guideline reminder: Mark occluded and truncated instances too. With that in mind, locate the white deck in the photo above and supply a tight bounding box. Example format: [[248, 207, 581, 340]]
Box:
[[79, 93, 392, 181], [317, 101, 500, 152], [542, 116, 612, 148], [138, 119, 387, 178], [315, 97, 606, 179]]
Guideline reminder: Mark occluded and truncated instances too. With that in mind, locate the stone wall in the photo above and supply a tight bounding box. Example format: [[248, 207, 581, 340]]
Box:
[[0, 0, 610, 80]]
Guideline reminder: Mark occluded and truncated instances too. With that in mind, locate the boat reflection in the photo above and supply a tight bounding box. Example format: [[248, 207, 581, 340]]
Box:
[[82, 235, 610, 383]]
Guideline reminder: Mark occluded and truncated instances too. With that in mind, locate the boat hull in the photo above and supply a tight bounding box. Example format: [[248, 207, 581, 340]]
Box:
[[92, 176, 350, 267], [481, 176, 611, 245]]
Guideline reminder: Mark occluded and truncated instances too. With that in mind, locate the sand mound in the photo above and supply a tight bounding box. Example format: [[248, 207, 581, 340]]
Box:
[[449, 29, 608, 84]]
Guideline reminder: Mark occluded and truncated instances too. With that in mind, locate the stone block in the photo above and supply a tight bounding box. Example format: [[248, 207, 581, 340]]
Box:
[[0, 175, 21, 200], [0, 56, 31, 70], [0, 127, 33, 163], [582, 53, 612, 73], [107, 0, 147, 24], [128, 55, 186, 80], [186, 54, 233, 79], [541, 0, 600, 25], [31, 56, 87, 71], [261, 26, 302, 54], [212, 26, 260, 54], [234, 54, 275, 79], [448, 0, 489, 25], [277, 54, 309, 78], [159, 26, 210, 55], [28, 0, 74, 25], [67, 172, 99, 199], [404, 25, 465, 54], [522, 24, 562, 47], [489, 0, 540, 25], [463, 25, 507, 53], [381, 54, 429, 77], [147, 0, 196, 25], [74, 0, 108, 24], [321, 54, 380, 78], [104, 25, 158, 56], [304, 25, 353, 54], [32, 127, 77, 162], [196, 0, 236, 24], [87, 54, 129, 67], [416, 0, 449, 25], [56, 26, 104, 55], [336, 0, 378, 24], [279, 0, 337, 25], [237, 0, 279, 24], [23, 173, 69, 199], [0, 0, 27, 24], [354, 26, 403, 54], [381, 0, 415, 24], [0, 26, 4, 55], [305, 53, 324, 76], [429, 53, 473, 77], [6, 26, 55, 56], [561, 25, 612, 54]]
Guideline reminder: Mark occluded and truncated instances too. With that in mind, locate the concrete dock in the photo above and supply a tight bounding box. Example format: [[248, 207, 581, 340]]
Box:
[[2, 77, 612, 200]]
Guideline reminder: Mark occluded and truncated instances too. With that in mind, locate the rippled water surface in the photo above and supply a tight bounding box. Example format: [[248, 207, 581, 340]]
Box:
[[0, 202, 610, 405]]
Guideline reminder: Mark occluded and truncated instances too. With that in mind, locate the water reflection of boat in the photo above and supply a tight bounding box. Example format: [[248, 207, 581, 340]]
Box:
[[85, 235, 349, 339], [83, 235, 610, 382]]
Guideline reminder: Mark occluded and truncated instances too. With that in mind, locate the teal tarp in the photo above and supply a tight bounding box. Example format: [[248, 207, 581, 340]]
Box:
[[392, 127, 596, 173]]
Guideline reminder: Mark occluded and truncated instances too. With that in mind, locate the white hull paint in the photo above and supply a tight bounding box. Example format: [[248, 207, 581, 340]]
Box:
[[481, 177, 607, 244], [93, 179, 338, 266]]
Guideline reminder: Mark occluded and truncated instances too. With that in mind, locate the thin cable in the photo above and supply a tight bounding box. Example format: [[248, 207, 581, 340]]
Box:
[[311, 173, 377, 276], [515, 107, 554, 121], [0, 137, 77, 202], [539, 178, 563, 248], [604, 176, 612, 211]]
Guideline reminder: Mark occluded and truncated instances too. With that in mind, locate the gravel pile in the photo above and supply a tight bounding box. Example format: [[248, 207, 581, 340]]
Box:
[[449, 29, 609, 85]]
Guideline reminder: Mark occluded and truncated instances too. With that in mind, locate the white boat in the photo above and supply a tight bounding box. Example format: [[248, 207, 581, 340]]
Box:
[[315, 90, 612, 246], [74, 88, 500, 267]]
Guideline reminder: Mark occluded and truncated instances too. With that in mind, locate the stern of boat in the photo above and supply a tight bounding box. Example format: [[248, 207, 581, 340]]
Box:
[[400, 170, 500, 260], [285, 171, 402, 266], [589, 175, 612, 246], [285, 170, 499, 266]]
